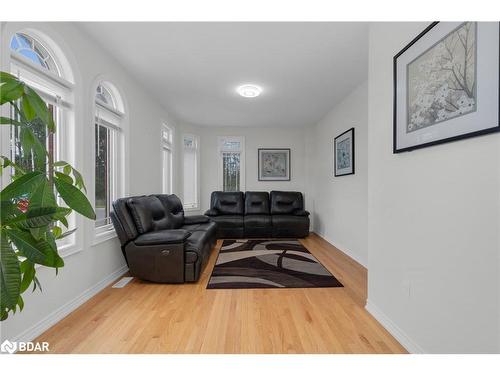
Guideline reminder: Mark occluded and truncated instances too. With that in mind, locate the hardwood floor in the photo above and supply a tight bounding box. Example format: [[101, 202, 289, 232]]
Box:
[[35, 233, 407, 353]]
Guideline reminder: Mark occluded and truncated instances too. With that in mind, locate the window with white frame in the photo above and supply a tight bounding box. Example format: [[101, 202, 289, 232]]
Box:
[[161, 124, 174, 194], [94, 83, 125, 231], [8, 31, 76, 252], [182, 134, 199, 210], [218, 136, 245, 192]]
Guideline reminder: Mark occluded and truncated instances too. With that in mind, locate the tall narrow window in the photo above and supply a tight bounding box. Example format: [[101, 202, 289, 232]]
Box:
[[218, 136, 245, 192], [162, 124, 174, 194], [8, 31, 76, 253], [94, 83, 124, 231], [182, 134, 199, 210]]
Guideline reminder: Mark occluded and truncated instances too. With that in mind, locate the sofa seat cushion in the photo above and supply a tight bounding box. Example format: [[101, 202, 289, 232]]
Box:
[[271, 215, 309, 237], [182, 221, 217, 238], [244, 214, 271, 227], [134, 229, 191, 246], [184, 215, 210, 224], [211, 215, 244, 228], [244, 215, 272, 237]]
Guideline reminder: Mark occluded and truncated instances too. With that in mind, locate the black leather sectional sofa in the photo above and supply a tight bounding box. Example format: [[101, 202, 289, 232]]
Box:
[[205, 191, 310, 238], [111, 194, 216, 283]]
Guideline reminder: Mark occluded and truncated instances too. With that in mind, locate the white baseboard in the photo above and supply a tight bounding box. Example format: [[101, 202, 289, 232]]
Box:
[[313, 231, 367, 268], [11, 265, 129, 344], [365, 299, 425, 354]]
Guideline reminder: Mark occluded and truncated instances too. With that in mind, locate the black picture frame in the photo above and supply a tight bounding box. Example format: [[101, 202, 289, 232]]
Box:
[[334, 127, 355, 177], [258, 148, 291, 181], [393, 22, 500, 153]]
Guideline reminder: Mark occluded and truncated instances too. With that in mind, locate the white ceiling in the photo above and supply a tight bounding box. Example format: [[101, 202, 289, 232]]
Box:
[[79, 22, 368, 128]]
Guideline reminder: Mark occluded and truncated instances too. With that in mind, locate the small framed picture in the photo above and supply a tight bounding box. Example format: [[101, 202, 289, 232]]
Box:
[[394, 22, 500, 153], [258, 148, 290, 181], [334, 128, 355, 177]]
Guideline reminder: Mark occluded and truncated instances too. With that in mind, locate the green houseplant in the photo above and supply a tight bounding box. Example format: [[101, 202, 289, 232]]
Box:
[[0, 71, 95, 321]]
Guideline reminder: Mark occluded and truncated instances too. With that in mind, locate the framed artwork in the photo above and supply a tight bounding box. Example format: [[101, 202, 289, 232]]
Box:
[[334, 128, 355, 177], [258, 148, 290, 181], [394, 22, 500, 153]]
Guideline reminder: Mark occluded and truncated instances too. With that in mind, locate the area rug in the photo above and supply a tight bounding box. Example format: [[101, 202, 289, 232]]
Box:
[[207, 239, 343, 289]]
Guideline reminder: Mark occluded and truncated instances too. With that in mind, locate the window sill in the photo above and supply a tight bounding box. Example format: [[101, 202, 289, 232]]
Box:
[[184, 206, 200, 212], [58, 243, 83, 258], [92, 226, 118, 246]]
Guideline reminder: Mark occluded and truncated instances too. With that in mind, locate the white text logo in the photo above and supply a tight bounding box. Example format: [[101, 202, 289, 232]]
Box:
[[1, 339, 49, 354]]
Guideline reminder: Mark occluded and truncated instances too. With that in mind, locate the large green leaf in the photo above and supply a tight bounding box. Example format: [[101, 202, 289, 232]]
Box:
[[0, 72, 17, 84], [20, 127, 47, 169], [19, 260, 35, 293], [21, 95, 36, 121], [54, 171, 73, 184], [0, 171, 44, 201], [22, 87, 55, 131], [0, 200, 17, 225], [6, 229, 64, 268], [0, 80, 25, 104], [0, 233, 21, 310], [29, 178, 57, 209], [5, 206, 71, 228], [54, 176, 96, 220]]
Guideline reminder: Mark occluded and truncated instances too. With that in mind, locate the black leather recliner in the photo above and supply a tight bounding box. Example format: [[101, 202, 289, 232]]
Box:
[[205, 191, 310, 238], [111, 194, 216, 283]]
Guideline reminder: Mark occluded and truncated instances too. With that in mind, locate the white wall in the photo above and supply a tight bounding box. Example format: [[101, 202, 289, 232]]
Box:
[[184, 125, 308, 213], [366, 22, 500, 353], [307, 82, 368, 266], [0, 22, 179, 342]]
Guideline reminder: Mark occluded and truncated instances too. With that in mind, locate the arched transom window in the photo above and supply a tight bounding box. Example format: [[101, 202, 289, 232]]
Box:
[[10, 32, 60, 75]]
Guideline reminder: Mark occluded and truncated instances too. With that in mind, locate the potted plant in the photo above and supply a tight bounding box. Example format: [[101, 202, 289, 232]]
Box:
[[0, 71, 95, 321]]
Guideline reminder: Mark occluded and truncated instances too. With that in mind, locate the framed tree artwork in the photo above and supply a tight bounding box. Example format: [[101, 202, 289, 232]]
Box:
[[393, 22, 500, 153], [258, 148, 290, 181], [334, 128, 355, 177]]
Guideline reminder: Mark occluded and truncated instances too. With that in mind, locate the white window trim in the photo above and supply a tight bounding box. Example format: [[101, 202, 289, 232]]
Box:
[[161, 123, 174, 195], [217, 136, 246, 192], [10, 51, 74, 90], [182, 133, 200, 211], [92, 84, 125, 245], [7, 45, 81, 258]]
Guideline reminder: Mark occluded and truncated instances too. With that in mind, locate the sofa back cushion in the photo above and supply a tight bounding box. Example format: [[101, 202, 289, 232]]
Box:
[[270, 191, 304, 215], [211, 191, 244, 215], [127, 195, 171, 234], [157, 194, 185, 229], [245, 191, 270, 215], [111, 198, 139, 244]]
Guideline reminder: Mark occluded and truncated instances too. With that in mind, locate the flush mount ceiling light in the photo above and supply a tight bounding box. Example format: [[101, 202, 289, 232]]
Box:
[[237, 84, 262, 98]]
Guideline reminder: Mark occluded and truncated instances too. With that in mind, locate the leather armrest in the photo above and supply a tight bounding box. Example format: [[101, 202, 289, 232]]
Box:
[[134, 229, 191, 246], [184, 215, 210, 224], [204, 209, 219, 216], [293, 209, 310, 217]]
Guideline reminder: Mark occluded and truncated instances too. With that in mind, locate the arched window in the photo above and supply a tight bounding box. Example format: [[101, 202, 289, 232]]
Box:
[[8, 29, 76, 253], [94, 82, 125, 232], [10, 32, 60, 75]]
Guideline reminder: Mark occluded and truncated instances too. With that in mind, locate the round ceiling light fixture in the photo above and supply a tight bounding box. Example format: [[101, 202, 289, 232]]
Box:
[[237, 84, 262, 98]]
